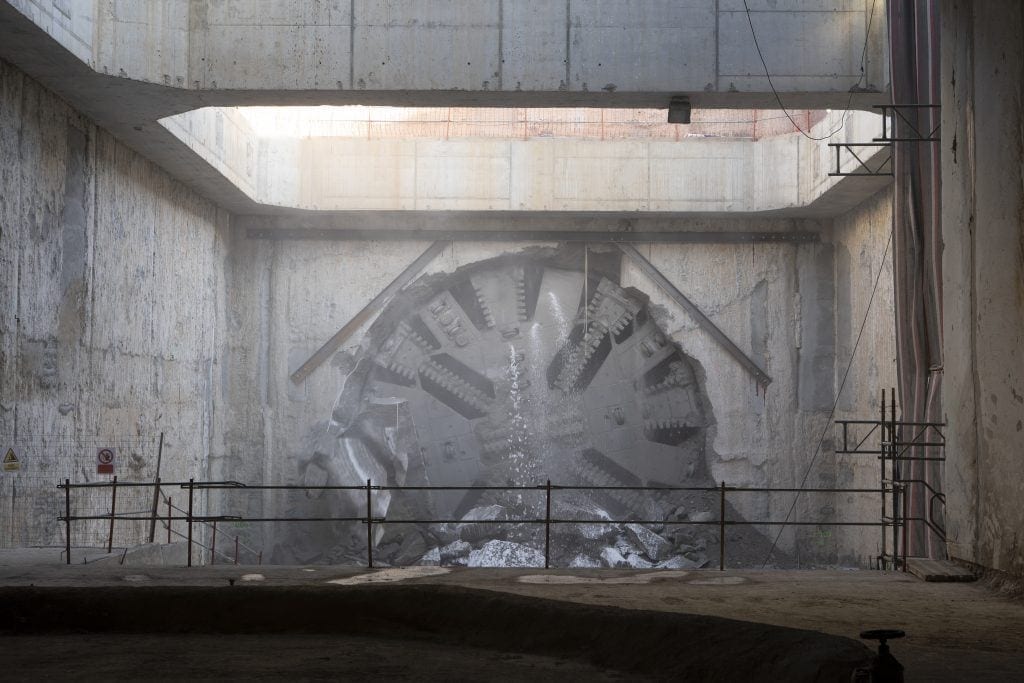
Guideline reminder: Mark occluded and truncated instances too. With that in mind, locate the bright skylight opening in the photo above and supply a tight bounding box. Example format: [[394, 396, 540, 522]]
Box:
[[234, 106, 824, 141]]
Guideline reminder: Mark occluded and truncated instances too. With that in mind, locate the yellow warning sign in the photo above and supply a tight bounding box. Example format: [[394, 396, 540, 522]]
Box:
[[2, 448, 20, 472]]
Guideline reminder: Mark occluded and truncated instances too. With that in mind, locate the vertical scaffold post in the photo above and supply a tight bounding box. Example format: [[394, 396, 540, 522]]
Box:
[[9, 480, 15, 550], [167, 496, 172, 544], [366, 479, 373, 569], [210, 520, 217, 565], [719, 481, 726, 571], [891, 387, 899, 565], [880, 390, 887, 569], [545, 480, 552, 569], [148, 432, 164, 543], [64, 478, 71, 565], [187, 478, 194, 568], [148, 476, 161, 544], [234, 536, 239, 565], [107, 475, 118, 554], [902, 481, 909, 572]]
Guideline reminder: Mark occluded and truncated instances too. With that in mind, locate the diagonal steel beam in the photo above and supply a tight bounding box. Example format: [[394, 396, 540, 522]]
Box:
[[617, 244, 772, 388], [290, 240, 449, 384]]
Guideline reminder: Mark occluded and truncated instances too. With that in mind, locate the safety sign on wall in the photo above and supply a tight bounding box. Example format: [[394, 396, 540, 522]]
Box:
[[96, 447, 115, 474], [2, 448, 19, 472]]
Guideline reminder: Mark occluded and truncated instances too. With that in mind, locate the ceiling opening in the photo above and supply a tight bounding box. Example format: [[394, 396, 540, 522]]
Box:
[[233, 106, 826, 142], [159, 106, 883, 214]]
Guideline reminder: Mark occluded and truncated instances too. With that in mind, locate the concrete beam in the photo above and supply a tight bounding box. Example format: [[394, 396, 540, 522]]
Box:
[[10, 0, 888, 107], [244, 227, 820, 244], [236, 212, 835, 236], [0, 0, 890, 218]]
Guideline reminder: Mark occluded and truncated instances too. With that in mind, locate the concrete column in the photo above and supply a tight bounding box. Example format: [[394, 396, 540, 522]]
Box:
[[941, 0, 1024, 576]]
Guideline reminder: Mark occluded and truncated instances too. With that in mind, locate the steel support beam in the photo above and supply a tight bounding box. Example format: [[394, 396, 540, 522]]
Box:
[[828, 142, 893, 177], [873, 104, 941, 143], [289, 240, 449, 384], [246, 228, 819, 244], [617, 244, 773, 388]]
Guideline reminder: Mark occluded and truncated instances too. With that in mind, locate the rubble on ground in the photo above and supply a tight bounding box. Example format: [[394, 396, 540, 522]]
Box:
[[455, 505, 509, 543], [438, 540, 473, 565], [398, 498, 728, 569], [417, 547, 441, 565], [468, 540, 545, 568]]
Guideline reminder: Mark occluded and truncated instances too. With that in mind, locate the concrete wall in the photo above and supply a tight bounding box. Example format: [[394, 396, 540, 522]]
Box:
[[829, 185, 896, 565], [6, 0, 95, 64], [0, 57, 229, 547], [941, 1, 1024, 578], [161, 106, 261, 200], [0, 1, 904, 564], [20, 0, 884, 106], [162, 108, 885, 214], [0, 0, 890, 217], [222, 211, 893, 566], [617, 194, 892, 567], [620, 232, 831, 563]]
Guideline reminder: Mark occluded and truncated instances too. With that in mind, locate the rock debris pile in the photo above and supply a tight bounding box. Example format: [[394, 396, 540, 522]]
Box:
[[375, 500, 716, 569]]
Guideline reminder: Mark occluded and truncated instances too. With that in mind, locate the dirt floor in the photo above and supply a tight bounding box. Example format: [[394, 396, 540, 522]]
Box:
[[459, 568, 1024, 681], [1, 554, 1022, 681], [0, 634, 634, 682]]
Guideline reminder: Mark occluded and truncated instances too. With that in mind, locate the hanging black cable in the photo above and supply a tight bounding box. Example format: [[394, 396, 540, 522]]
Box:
[[761, 225, 894, 567], [742, 0, 878, 141]]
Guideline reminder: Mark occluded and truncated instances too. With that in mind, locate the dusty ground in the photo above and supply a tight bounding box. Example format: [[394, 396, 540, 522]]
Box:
[[0, 633, 633, 682], [448, 568, 1024, 681], [1, 553, 1022, 681]]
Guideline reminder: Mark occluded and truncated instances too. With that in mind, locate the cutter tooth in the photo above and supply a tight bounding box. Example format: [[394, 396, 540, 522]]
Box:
[[472, 285, 496, 329], [515, 277, 529, 321]]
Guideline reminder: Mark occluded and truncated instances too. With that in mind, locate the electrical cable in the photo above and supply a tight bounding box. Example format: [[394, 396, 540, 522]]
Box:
[[760, 224, 894, 567], [742, 0, 878, 141]]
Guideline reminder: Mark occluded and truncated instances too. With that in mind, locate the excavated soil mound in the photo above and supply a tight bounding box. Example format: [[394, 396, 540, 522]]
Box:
[[0, 584, 871, 681]]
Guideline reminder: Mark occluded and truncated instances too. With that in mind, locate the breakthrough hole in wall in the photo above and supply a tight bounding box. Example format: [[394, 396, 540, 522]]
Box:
[[272, 246, 790, 569]]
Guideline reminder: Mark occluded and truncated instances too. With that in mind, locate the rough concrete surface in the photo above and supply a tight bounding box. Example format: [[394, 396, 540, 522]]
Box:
[[940, 0, 1024, 577], [0, 57, 229, 547], [221, 221, 892, 567], [828, 185, 896, 564], [0, 1, 889, 217], [11, 0, 887, 101], [2, 0, 1019, 603], [0, 44, 899, 571]]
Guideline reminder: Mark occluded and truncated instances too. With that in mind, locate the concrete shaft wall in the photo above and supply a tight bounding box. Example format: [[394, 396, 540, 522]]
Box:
[[830, 186, 896, 563], [11, 0, 887, 106], [0, 50, 898, 566], [226, 205, 893, 566], [941, 1, 1024, 577], [0, 57, 229, 547]]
